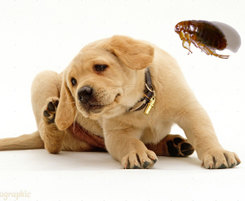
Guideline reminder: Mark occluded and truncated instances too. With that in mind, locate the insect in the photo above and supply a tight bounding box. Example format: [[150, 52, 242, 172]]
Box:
[[175, 20, 229, 59]]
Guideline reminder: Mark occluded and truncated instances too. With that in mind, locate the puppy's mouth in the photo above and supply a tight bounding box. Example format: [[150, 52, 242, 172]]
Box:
[[81, 93, 121, 115], [85, 102, 105, 113]]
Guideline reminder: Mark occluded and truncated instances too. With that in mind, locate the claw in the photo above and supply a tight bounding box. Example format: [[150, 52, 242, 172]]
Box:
[[182, 40, 192, 54]]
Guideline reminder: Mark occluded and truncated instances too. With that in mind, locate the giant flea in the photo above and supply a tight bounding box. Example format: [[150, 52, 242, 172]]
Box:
[[175, 20, 229, 59]]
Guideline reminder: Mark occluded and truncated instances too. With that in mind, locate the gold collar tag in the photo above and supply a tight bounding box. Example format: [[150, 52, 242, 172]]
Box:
[[144, 96, 156, 115]]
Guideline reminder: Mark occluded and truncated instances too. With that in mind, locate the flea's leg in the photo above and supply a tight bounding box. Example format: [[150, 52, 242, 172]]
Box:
[[189, 39, 229, 59], [212, 51, 229, 59], [185, 33, 192, 52], [199, 44, 211, 55], [179, 31, 192, 54], [190, 38, 199, 49], [199, 43, 229, 59], [189, 39, 210, 55]]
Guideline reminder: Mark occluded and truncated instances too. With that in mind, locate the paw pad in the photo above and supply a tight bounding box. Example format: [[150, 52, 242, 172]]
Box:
[[167, 136, 194, 157], [43, 98, 59, 124]]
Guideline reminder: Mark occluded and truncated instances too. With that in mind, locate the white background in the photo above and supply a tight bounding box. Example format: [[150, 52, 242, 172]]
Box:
[[0, 0, 245, 201]]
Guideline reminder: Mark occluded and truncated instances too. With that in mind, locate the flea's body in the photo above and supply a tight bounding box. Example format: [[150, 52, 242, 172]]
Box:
[[175, 20, 229, 59]]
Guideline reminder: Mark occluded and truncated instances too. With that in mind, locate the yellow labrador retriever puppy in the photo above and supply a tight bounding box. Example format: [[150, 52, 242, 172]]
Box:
[[0, 35, 240, 169]]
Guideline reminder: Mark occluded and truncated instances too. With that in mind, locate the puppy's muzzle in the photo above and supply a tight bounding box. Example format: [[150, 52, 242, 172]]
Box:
[[77, 86, 104, 113]]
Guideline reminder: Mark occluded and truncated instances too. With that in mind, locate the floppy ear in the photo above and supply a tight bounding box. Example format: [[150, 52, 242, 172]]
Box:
[[55, 76, 76, 131], [107, 35, 154, 70]]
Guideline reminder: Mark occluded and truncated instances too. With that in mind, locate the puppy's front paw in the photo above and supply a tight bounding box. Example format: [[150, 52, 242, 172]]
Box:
[[121, 149, 158, 169], [201, 149, 241, 169], [43, 97, 59, 124]]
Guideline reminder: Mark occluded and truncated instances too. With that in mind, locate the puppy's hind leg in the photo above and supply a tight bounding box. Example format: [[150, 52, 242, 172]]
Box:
[[41, 97, 65, 154], [146, 135, 194, 157], [31, 71, 65, 154]]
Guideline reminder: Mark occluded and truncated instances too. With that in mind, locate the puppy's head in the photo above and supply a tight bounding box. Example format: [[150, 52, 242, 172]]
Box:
[[56, 35, 154, 130]]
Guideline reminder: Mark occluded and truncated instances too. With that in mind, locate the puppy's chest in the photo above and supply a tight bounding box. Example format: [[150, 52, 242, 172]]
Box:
[[141, 119, 172, 144], [122, 112, 173, 144]]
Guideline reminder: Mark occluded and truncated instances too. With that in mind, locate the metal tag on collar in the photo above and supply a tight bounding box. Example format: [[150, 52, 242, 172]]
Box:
[[144, 94, 156, 115]]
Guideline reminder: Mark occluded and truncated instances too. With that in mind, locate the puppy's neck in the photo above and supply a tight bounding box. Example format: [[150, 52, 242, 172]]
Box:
[[128, 68, 155, 114], [121, 68, 146, 110]]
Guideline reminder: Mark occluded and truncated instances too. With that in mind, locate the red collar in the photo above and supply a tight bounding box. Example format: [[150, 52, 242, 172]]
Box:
[[68, 122, 106, 150]]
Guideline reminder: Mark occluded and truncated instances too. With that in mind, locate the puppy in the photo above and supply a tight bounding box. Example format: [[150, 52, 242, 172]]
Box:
[[0, 35, 240, 169]]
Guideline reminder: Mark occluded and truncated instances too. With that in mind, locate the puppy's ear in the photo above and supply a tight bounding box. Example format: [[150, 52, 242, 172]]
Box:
[[55, 76, 76, 131], [107, 35, 154, 70]]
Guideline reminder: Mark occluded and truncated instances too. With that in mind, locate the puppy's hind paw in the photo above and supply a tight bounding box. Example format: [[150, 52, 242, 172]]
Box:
[[43, 97, 59, 124], [166, 135, 194, 157]]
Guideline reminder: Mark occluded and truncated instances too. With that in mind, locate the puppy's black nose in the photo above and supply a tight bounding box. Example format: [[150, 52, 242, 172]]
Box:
[[78, 86, 93, 103]]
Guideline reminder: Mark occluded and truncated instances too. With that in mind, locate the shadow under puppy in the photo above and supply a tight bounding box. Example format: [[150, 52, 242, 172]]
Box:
[[0, 35, 240, 169]]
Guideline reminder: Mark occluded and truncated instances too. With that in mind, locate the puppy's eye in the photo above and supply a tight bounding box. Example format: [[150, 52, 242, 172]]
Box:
[[94, 64, 108, 72], [71, 77, 77, 86]]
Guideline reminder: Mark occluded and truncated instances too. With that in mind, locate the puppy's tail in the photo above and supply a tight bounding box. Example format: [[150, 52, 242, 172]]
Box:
[[0, 131, 44, 150]]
